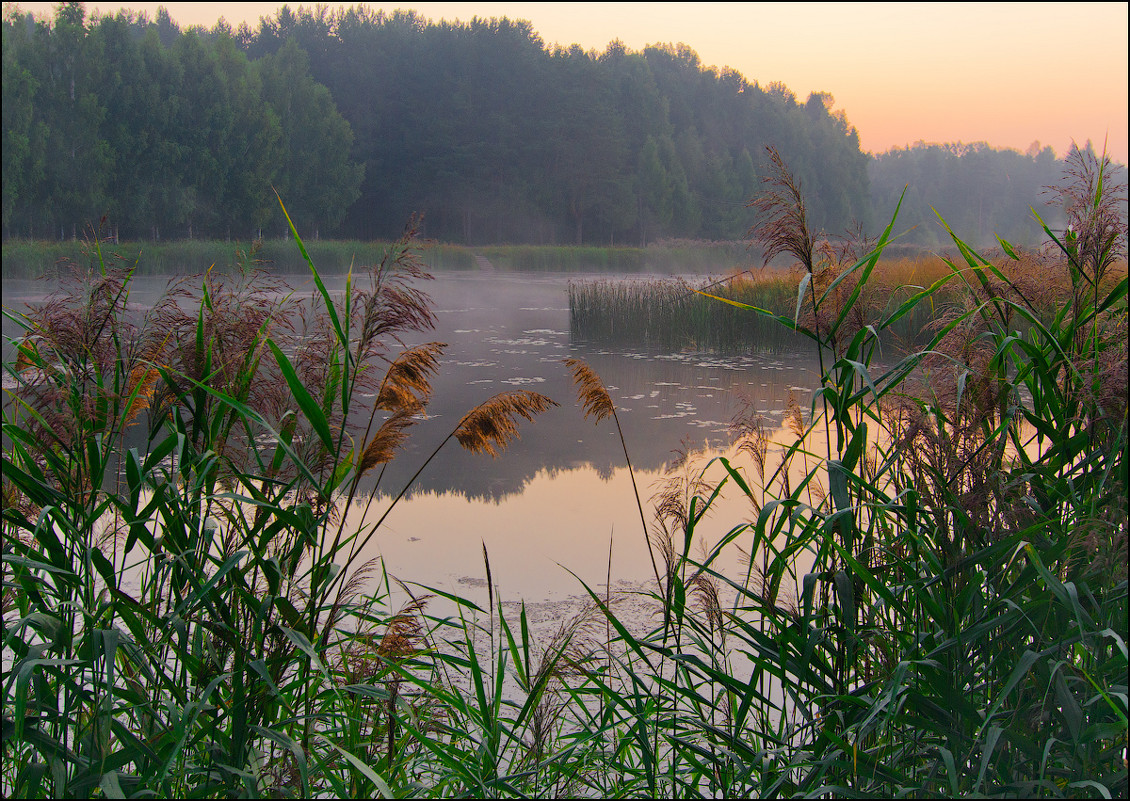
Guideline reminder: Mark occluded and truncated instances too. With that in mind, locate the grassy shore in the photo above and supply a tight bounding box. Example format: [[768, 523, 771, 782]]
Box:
[[0, 238, 758, 278]]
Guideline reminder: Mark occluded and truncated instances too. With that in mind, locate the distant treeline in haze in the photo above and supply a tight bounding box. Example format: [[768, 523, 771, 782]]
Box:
[[3, 3, 1119, 247]]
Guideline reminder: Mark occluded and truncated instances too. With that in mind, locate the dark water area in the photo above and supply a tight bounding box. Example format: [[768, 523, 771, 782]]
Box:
[[2, 270, 823, 599]]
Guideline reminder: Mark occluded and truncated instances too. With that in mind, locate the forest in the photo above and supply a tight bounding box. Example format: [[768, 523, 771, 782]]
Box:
[[6, 3, 1114, 249]]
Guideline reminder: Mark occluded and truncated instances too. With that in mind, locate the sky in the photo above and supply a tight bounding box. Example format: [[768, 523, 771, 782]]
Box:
[[8, 2, 1129, 163]]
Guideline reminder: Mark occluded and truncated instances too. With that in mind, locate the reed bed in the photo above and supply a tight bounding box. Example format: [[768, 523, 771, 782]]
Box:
[[569, 250, 1125, 354], [569, 273, 801, 353], [0, 237, 480, 277], [3, 146, 1126, 798]]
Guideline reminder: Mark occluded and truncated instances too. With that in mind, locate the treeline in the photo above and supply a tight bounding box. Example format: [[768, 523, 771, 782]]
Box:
[[3, 4, 1124, 248], [2, 3, 869, 244], [2, 3, 361, 242], [870, 140, 1104, 248]]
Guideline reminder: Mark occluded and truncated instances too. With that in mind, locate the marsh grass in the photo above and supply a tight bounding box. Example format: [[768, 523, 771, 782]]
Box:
[[0, 237, 485, 278], [569, 272, 802, 353], [3, 145, 1126, 798], [1, 239, 758, 279], [0, 206, 561, 797], [571, 145, 1128, 797], [570, 252, 1126, 355]]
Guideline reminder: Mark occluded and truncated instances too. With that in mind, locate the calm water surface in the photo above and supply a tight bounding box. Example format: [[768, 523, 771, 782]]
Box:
[[2, 269, 823, 605]]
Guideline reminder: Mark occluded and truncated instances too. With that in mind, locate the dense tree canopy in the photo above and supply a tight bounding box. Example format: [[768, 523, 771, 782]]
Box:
[[2, 3, 870, 243], [4, 4, 1121, 247], [236, 5, 876, 244], [2, 3, 360, 240]]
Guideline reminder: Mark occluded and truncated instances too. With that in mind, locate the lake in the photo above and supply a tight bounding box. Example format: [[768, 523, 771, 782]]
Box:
[[1, 268, 823, 613]]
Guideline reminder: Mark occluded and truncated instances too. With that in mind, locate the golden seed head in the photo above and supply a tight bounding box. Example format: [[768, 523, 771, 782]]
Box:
[[376, 342, 446, 412], [454, 390, 558, 456], [564, 358, 616, 423], [358, 409, 417, 475]]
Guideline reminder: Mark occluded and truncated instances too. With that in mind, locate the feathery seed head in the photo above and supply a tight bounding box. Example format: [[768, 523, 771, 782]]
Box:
[[376, 342, 446, 412], [564, 358, 616, 423], [359, 409, 417, 475], [455, 390, 558, 456]]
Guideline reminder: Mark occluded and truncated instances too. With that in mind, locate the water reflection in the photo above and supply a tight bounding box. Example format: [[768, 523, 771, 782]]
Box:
[[330, 270, 827, 607], [367, 271, 821, 501], [342, 416, 828, 616], [2, 269, 825, 602]]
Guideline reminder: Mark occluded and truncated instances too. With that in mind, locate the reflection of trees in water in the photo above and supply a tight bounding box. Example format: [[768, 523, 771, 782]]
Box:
[[361, 439, 656, 505], [5, 270, 817, 505], [361, 393, 757, 503], [348, 331, 818, 503]]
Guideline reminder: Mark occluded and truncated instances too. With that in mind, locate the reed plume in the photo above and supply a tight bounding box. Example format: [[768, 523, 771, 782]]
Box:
[[730, 395, 769, 484], [123, 365, 163, 424], [1047, 142, 1128, 288], [345, 341, 446, 499], [454, 390, 558, 456], [786, 391, 806, 440], [524, 599, 609, 771], [564, 357, 615, 422], [326, 556, 383, 635], [748, 146, 816, 274], [13, 340, 38, 373], [689, 569, 724, 634], [376, 595, 430, 662], [358, 409, 417, 476], [653, 439, 711, 534], [375, 342, 446, 412]]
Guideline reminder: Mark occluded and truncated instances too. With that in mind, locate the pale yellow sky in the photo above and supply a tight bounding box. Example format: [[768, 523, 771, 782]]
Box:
[[7, 2, 1128, 162]]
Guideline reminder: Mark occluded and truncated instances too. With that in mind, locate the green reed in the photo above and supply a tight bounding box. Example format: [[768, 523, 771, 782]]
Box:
[[2, 239, 758, 279], [0, 237, 482, 278], [570, 145, 1127, 797]]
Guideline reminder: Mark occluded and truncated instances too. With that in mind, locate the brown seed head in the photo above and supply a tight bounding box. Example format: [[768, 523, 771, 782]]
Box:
[[455, 391, 558, 456], [124, 366, 162, 424], [358, 409, 417, 475], [748, 146, 816, 273], [376, 342, 446, 412], [14, 339, 38, 373], [564, 358, 616, 423], [786, 391, 806, 440]]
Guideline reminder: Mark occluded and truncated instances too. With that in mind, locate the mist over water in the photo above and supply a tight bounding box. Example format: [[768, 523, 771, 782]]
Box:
[[335, 269, 822, 600], [2, 268, 823, 600]]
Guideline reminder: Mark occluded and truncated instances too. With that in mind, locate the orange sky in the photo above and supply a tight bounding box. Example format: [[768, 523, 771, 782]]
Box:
[[8, 2, 1128, 163]]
